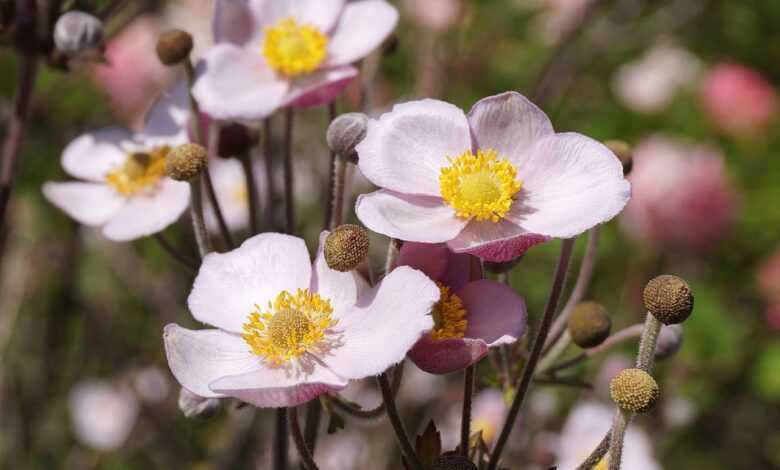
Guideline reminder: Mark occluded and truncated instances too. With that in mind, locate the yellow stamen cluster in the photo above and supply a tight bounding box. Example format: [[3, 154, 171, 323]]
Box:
[[439, 149, 522, 222], [262, 17, 328, 77], [429, 283, 468, 341], [105, 147, 169, 196], [242, 289, 336, 365]]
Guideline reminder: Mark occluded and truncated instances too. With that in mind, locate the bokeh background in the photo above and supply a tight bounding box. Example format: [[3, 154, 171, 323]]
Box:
[[1, 0, 780, 468]]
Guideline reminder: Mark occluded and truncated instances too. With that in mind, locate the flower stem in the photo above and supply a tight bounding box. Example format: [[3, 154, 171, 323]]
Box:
[[203, 123, 235, 249], [301, 399, 322, 463], [460, 364, 475, 456], [262, 117, 277, 231], [153, 233, 197, 271], [189, 177, 212, 257], [576, 431, 611, 470], [330, 362, 403, 420], [282, 108, 295, 235], [486, 238, 575, 470], [636, 313, 662, 372], [290, 407, 319, 470], [240, 151, 261, 235], [377, 371, 423, 470], [608, 409, 629, 470], [273, 408, 289, 470], [538, 324, 645, 376], [323, 103, 341, 230]]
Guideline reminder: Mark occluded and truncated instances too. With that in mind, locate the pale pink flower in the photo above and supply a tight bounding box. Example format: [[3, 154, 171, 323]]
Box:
[[355, 92, 631, 262], [441, 389, 515, 449], [204, 157, 257, 233], [164, 232, 438, 407], [700, 62, 778, 138], [42, 86, 191, 241], [193, 0, 399, 120], [130, 366, 171, 405], [69, 380, 140, 451], [397, 242, 526, 374], [620, 136, 739, 252]]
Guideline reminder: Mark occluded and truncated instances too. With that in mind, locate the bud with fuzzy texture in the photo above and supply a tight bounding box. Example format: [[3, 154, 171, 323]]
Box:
[[327, 113, 368, 163], [609, 368, 659, 413], [432, 452, 477, 470], [54, 11, 103, 56], [643, 274, 694, 325], [604, 140, 633, 176], [655, 324, 683, 359], [166, 143, 208, 181], [178, 388, 220, 418], [156, 29, 194, 66], [324, 225, 370, 272], [567, 301, 612, 348]]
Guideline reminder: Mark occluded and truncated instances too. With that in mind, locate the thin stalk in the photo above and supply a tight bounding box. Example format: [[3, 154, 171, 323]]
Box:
[[537, 330, 572, 373], [486, 238, 575, 470], [330, 361, 403, 420], [608, 410, 629, 470], [576, 431, 611, 470], [189, 177, 212, 257], [384, 238, 400, 276], [153, 233, 197, 271], [273, 408, 289, 470], [636, 313, 662, 372], [290, 407, 319, 470], [328, 156, 348, 230], [323, 102, 339, 229], [282, 108, 295, 235], [262, 118, 277, 230], [538, 324, 644, 376], [460, 364, 475, 456], [301, 400, 322, 462], [240, 152, 260, 235], [203, 123, 235, 249], [377, 372, 423, 470]]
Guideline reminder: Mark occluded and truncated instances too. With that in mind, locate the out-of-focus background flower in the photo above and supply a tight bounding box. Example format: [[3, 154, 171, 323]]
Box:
[[1, 0, 779, 468]]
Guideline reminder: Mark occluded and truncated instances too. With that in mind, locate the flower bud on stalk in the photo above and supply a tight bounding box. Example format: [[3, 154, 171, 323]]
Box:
[[53, 11, 103, 56], [567, 301, 612, 348], [604, 139, 633, 176], [609, 368, 659, 413], [655, 324, 683, 359], [156, 29, 194, 66], [643, 274, 694, 325], [178, 388, 220, 418], [166, 143, 208, 181], [326, 112, 368, 163], [324, 224, 370, 272]]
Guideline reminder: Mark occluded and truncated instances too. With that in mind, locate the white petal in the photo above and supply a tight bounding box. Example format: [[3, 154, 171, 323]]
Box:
[[192, 44, 289, 121], [325, 0, 398, 66], [163, 324, 261, 399], [101, 179, 190, 241], [62, 128, 133, 182], [42, 182, 125, 226], [247, 0, 345, 33], [213, 0, 262, 46], [355, 190, 467, 243], [142, 81, 190, 147], [187, 233, 312, 333], [356, 99, 471, 196], [320, 266, 438, 380], [283, 66, 358, 108], [310, 231, 360, 313]]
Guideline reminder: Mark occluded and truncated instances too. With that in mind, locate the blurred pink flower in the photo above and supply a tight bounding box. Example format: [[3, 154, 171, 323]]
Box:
[[397, 242, 527, 374], [69, 380, 140, 451], [619, 136, 739, 253], [700, 62, 778, 138], [765, 304, 780, 332], [757, 247, 780, 301]]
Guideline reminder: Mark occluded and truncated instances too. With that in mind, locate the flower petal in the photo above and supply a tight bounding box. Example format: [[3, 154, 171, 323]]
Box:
[[213, 0, 261, 46], [62, 128, 133, 182], [142, 81, 190, 147], [245, 0, 345, 34], [325, 0, 398, 67], [187, 233, 312, 333], [310, 231, 361, 313], [447, 218, 550, 262], [192, 44, 289, 121], [459, 280, 527, 347], [506, 133, 631, 238], [467, 91, 554, 163], [407, 336, 487, 375], [42, 182, 125, 226], [356, 99, 471, 196], [101, 179, 190, 241], [283, 66, 358, 108], [163, 324, 261, 399], [394, 242, 449, 282], [320, 266, 439, 380], [356, 190, 467, 243]]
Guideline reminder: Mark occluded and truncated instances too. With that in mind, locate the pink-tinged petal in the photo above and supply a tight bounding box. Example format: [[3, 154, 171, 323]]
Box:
[[311, 231, 360, 312], [163, 324, 261, 399], [467, 91, 554, 165], [142, 81, 190, 147], [320, 266, 438, 380], [459, 280, 527, 347], [101, 179, 189, 241], [507, 133, 631, 238], [325, 0, 398, 67], [245, 0, 345, 34], [356, 190, 467, 243], [209, 360, 348, 408], [213, 0, 260, 46], [356, 99, 471, 196], [192, 44, 289, 121], [438, 250, 473, 292], [62, 128, 133, 182], [408, 336, 487, 375], [283, 66, 358, 108], [42, 182, 125, 226], [188, 233, 312, 333], [447, 218, 550, 262], [394, 242, 449, 282]]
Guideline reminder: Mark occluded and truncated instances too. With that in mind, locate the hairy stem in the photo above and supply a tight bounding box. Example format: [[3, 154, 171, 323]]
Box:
[[153, 233, 197, 271], [189, 177, 212, 257], [460, 364, 475, 455], [608, 410, 629, 470], [636, 313, 662, 371], [378, 372, 423, 470], [273, 408, 289, 470], [576, 431, 611, 470], [290, 407, 319, 470]]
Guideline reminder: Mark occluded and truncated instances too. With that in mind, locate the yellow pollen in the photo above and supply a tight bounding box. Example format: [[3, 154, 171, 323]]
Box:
[[105, 147, 169, 196], [262, 17, 328, 77], [472, 417, 495, 443], [439, 149, 522, 222], [242, 289, 337, 365], [429, 283, 468, 341], [594, 458, 608, 470]]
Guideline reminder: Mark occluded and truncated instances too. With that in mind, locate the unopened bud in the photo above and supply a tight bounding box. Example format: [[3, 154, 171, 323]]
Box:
[[178, 388, 220, 418], [643, 274, 694, 325], [54, 11, 103, 56], [604, 140, 633, 176], [484, 255, 523, 274], [609, 368, 659, 413], [166, 143, 208, 181], [655, 324, 683, 359], [326, 113, 368, 163], [156, 29, 194, 66], [432, 452, 478, 470], [324, 224, 370, 272], [567, 301, 612, 348]]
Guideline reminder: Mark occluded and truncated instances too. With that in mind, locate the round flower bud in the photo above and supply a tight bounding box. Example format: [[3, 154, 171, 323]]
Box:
[[609, 368, 660, 413], [156, 29, 193, 66], [567, 301, 612, 348], [654, 324, 683, 359], [432, 452, 478, 470], [643, 274, 694, 325], [166, 143, 208, 181], [324, 224, 370, 272], [54, 11, 103, 56], [484, 255, 523, 274], [604, 139, 633, 176], [178, 388, 220, 418], [326, 113, 368, 163]]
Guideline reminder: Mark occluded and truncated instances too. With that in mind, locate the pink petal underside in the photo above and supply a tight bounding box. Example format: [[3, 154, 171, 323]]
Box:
[[459, 280, 527, 347], [283, 66, 358, 108], [447, 218, 550, 262], [408, 336, 487, 375], [393, 241, 450, 282]]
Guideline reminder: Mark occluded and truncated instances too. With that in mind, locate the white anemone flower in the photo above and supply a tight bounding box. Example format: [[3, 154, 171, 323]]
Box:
[[69, 380, 140, 451]]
